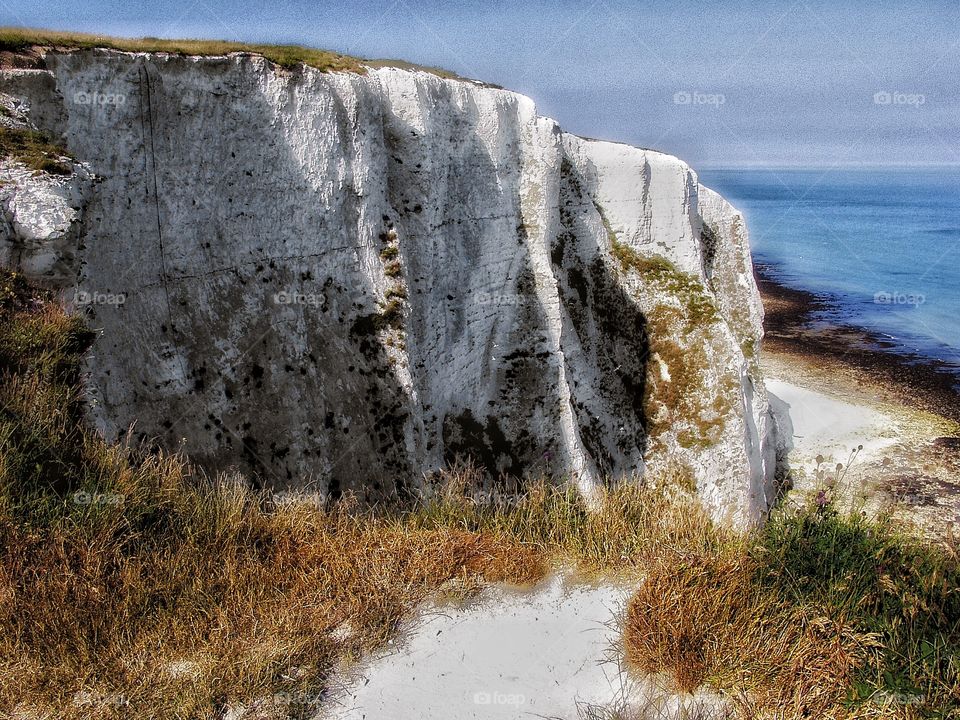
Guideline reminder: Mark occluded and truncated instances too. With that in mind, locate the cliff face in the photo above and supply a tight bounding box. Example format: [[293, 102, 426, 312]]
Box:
[[0, 49, 782, 525]]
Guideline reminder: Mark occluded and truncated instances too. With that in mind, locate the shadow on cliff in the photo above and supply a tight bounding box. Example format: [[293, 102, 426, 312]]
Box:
[[549, 157, 651, 479], [54, 55, 415, 502]]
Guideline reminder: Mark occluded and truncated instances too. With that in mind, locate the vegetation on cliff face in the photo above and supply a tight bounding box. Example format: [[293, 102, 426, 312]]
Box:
[[0, 126, 72, 175], [0, 269, 958, 719], [608, 237, 734, 452]]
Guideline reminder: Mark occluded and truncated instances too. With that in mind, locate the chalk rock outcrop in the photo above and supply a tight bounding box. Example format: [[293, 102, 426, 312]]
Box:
[[0, 49, 781, 525]]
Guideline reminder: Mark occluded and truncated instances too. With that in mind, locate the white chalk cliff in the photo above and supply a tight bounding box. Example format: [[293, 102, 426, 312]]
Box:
[[0, 49, 783, 525]]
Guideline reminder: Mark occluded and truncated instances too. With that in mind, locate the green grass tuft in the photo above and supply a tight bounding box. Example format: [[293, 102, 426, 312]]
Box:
[[625, 496, 960, 717], [0, 126, 72, 175]]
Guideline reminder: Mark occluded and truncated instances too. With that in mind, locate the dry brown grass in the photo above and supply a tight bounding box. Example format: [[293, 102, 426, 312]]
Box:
[[0, 465, 549, 718], [0, 127, 72, 175], [0, 26, 364, 72], [0, 460, 721, 719], [623, 499, 960, 719], [624, 545, 880, 717]]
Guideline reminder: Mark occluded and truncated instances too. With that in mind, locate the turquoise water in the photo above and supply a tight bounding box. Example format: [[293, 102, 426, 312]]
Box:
[[699, 168, 960, 374]]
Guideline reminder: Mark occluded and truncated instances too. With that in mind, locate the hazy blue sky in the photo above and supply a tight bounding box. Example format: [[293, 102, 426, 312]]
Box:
[[3, 0, 958, 167]]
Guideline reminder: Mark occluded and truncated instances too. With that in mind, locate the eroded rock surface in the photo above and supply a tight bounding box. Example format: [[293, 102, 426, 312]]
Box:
[[1, 49, 782, 525]]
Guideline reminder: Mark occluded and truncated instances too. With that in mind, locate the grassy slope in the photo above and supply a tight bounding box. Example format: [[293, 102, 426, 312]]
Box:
[[0, 26, 463, 78], [0, 271, 958, 719]]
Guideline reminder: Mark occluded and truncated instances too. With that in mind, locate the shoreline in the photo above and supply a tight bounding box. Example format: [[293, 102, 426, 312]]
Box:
[[755, 262, 960, 426], [755, 263, 960, 536]]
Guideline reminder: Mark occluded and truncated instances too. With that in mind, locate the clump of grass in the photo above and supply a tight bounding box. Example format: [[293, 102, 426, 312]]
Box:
[[0, 126, 72, 175], [383, 260, 403, 278], [413, 463, 724, 573], [384, 285, 407, 301], [624, 495, 960, 717], [373, 297, 404, 331]]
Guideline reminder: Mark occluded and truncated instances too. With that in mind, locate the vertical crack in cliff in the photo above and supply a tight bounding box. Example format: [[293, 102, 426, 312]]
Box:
[[137, 63, 186, 380]]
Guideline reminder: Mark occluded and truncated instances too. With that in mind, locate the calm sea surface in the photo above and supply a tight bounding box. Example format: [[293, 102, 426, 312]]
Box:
[[699, 167, 960, 374]]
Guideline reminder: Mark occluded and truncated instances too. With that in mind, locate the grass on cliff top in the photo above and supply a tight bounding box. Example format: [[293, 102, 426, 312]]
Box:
[[0, 26, 464, 78], [1, 267, 958, 719]]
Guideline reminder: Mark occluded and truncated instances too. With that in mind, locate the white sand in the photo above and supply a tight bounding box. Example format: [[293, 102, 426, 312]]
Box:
[[316, 378, 912, 720], [766, 377, 900, 468], [320, 575, 636, 720]]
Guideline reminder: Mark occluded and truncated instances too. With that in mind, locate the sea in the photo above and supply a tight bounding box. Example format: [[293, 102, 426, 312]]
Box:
[[699, 167, 960, 378]]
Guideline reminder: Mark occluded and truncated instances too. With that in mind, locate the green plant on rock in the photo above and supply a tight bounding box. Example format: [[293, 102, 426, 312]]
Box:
[[384, 285, 407, 302], [641, 303, 733, 452], [0, 127, 72, 175], [376, 298, 405, 331], [610, 239, 719, 330]]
